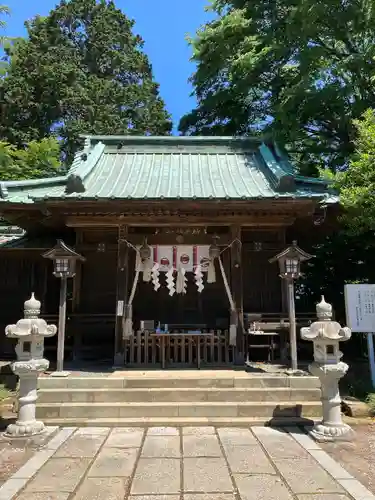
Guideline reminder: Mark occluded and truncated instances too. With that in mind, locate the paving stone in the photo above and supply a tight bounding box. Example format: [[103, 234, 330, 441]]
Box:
[[11, 450, 55, 479], [147, 427, 179, 436], [288, 427, 322, 450], [16, 493, 70, 500], [106, 428, 144, 448], [75, 427, 110, 436], [338, 478, 375, 500], [46, 428, 77, 451], [252, 426, 310, 459], [183, 435, 222, 457], [54, 434, 106, 458], [142, 435, 180, 458], [184, 495, 236, 500], [131, 458, 181, 495], [224, 444, 275, 474], [128, 497, 180, 500], [234, 473, 294, 500], [23, 458, 91, 493], [0, 477, 28, 500], [183, 427, 216, 435], [73, 477, 129, 500], [297, 495, 351, 500], [217, 428, 257, 447], [88, 448, 138, 477], [308, 450, 354, 480], [183, 457, 232, 493], [274, 457, 345, 494]]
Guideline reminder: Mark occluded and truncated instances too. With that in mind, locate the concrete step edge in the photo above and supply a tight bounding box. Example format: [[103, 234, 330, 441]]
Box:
[[38, 401, 321, 408], [37, 387, 321, 393], [41, 416, 319, 427]]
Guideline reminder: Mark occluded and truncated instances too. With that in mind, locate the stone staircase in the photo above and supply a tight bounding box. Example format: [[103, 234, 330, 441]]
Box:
[[36, 370, 322, 427]]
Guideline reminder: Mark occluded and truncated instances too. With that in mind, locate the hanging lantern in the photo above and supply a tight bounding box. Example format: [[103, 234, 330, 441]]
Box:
[[207, 236, 220, 283]]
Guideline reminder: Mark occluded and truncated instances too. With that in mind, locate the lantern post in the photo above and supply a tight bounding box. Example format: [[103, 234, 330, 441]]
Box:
[[42, 240, 85, 376], [269, 241, 313, 372]]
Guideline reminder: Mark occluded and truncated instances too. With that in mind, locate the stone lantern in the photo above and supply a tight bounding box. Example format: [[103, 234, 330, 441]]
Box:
[[301, 296, 354, 442], [4, 294, 57, 437]]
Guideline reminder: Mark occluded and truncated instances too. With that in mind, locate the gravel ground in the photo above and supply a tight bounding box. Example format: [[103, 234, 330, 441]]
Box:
[[320, 422, 375, 494]]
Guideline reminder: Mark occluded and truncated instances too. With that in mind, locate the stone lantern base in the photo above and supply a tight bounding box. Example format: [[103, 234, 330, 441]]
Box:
[[4, 420, 46, 438], [309, 422, 356, 443]]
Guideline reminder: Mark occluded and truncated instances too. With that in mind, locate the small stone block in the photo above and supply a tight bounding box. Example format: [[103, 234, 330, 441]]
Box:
[[234, 474, 293, 500], [16, 493, 70, 500], [183, 457, 232, 492], [184, 496, 236, 500], [128, 497, 180, 500], [183, 427, 216, 435], [183, 435, 222, 457], [224, 445, 275, 474], [75, 427, 110, 436], [23, 457, 91, 493], [274, 457, 345, 494], [54, 434, 106, 458], [131, 458, 181, 495], [88, 448, 138, 477], [106, 428, 144, 448], [142, 436, 180, 458], [0, 478, 28, 500], [11, 450, 54, 479], [308, 450, 354, 479], [297, 495, 351, 500], [338, 478, 375, 500], [74, 477, 129, 500], [252, 426, 309, 459], [217, 427, 257, 447], [147, 427, 179, 436], [46, 428, 77, 450]]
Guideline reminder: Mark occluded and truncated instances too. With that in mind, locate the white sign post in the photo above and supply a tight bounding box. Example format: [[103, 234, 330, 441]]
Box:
[[344, 284, 375, 388]]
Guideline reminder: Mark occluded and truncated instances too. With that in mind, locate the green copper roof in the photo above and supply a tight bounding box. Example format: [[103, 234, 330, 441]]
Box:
[[0, 136, 336, 204]]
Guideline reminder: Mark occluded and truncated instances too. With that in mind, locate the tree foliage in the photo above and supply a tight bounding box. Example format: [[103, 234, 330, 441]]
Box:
[[0, 0, 171, 161], [179, 0, 375, 174], [0, 138, 62, 181], [335, 109, 375, 233]]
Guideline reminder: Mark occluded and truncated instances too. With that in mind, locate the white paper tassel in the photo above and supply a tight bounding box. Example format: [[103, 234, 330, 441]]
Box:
[[229, 324, 237, 346], [142, 257, 152, 282], [166, 268, 175, 296], [151, 263, 160, 291], [194, 265, 204, 293], [176, 267, 187, 294], [207, 259, 216, 283]]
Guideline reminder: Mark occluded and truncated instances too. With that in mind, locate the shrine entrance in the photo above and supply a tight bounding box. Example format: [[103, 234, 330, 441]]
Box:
[[122, 238, 237, 368]]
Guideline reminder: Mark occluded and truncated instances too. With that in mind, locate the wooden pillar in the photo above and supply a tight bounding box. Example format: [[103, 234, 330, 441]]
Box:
[[113, 224, 129, 366], [230, 225, 245, 364], [72, 230, 83, 362]]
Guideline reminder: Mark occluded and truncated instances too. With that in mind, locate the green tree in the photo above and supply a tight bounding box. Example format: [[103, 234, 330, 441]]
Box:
[[336, 109, 375, 233], [0, 4, 9, 47], [0, 0, 171, 161], [179, 0, 375, 174], [0, 138, 62, 181]]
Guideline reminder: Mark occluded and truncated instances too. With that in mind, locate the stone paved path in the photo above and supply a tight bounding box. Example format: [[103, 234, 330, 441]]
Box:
[[0, 426, 374, 500]]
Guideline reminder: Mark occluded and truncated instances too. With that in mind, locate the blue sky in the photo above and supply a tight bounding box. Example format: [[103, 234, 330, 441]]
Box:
[[5, 0, 214, 132]]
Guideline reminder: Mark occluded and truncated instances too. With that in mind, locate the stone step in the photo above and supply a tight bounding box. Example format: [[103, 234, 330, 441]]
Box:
[[38, 375, 320, 390], [37, 387, 321, 403], [36, 401, 321, 420], [40, 416, 319, 428]]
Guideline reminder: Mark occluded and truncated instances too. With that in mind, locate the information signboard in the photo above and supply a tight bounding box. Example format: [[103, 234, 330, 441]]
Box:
[[344, 284, 375, 332], [344, 283, 375, 387]]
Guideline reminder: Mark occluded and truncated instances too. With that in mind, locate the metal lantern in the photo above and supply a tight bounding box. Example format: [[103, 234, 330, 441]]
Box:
[[42, 240, 85, 375], [269, 240, 314, 372], [269, 240, 313, 279], [42, 239, 85, 278]]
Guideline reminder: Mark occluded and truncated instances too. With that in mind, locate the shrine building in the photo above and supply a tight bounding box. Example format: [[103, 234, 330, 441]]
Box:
[[0, 136, 337, 367]]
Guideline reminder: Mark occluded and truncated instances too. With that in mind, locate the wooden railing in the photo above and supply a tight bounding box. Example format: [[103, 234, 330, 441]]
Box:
[[124, 329, 234, 367]]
